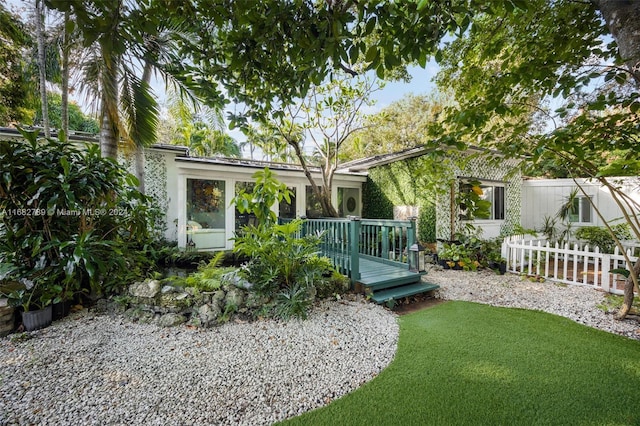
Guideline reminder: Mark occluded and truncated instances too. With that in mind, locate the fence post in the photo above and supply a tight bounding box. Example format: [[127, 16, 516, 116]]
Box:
[[602, 252, 610, 292], [349, 216, 361, 286], [299, 216, 307, 238]]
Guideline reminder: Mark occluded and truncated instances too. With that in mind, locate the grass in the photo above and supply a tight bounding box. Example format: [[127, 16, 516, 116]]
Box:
[[282, 301, 640, 425]]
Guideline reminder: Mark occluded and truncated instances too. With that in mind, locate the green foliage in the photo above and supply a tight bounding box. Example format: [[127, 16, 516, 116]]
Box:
[[343, 93, 451, 160], [0, 129, 160, 309], [575, 224, 632, 253], [418, 203, 437, 243], [438, 235, 503, 271], [35, 92, 99, 134], [438, 242, 478, 271], [362, 176, 394, 219], [457, 179, 492, 221], [232, 167, 291, 228], [0, 3, 35, 126], [164, 252, 234, 292], [275, 284, 313, 320], [233, 219, 344, 319]]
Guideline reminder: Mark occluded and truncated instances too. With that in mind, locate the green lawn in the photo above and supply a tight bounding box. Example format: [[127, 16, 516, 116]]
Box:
[[282, 301, 640, 425]]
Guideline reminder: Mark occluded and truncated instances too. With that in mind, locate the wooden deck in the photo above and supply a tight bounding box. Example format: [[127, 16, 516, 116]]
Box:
[[329, 251, 440, 304], [290, 217, 440, 304]]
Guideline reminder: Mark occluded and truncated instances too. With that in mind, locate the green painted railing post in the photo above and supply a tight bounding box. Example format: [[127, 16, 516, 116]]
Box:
[[349, 216, 361, 286], [300, 216, 307, 238], [381, 226, 389, 259]]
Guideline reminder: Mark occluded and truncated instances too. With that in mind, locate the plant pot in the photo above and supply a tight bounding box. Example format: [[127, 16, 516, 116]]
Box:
[[53, 300, 72, 320], [22, 305, 53, 331], [440, 259, 462, 270], [489, 261, 507, 275]]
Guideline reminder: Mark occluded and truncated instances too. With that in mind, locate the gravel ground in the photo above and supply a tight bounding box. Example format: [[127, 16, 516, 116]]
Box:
[[2, 269, 640, 425], [0, 298, 398, 426]]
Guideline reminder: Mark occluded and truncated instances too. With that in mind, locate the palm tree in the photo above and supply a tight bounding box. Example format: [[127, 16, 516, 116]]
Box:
[[34, 0, 50, 137], [47, 0, 190, 159]]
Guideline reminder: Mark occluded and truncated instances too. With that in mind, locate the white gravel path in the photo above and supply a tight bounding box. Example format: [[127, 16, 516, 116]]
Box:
[[2, 269, 639, 425], [0, 298, 398, 426]]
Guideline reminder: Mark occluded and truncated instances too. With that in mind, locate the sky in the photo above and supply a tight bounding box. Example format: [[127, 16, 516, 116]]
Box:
[[223, 63, 440, 149]]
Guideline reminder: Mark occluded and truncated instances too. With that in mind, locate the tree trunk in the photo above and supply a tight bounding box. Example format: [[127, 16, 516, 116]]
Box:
[[134, 61, 154, 194], [99, 51, 119, 158], [60, 9, 70, 142], [595, 0, 640, 85], [287, 140, 339, 217], [615, 257, 640, 320], [34, 0, 49, 138]]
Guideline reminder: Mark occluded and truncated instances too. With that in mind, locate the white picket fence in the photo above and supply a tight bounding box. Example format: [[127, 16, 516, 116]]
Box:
[[502, 236, 639, 295]]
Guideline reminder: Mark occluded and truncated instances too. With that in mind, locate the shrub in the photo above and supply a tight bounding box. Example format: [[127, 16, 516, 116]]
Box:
[[418, 203, 436, 243], [0, 129, 161, 309], [575, 224, 632, 253], [163, 252, 236, 292], [233, 220, 346, 319]]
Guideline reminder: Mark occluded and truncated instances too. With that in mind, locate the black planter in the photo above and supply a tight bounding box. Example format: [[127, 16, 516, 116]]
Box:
[[53, 300, 72, 320], [440, 259, 463, 270], [22, 305, 53, 331], [490, 261, 507, 275]]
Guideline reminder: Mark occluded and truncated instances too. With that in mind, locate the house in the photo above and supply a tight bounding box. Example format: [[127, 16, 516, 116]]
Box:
[[339, 145, 522, 242], [165, 155, 366, 250], [0, 127, 367, 250], [0, 127, 524, 248], [521, 177, 640, 231]]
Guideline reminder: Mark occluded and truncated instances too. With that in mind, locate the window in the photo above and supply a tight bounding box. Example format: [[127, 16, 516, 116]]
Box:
[[187, 179, 225, 228], [480, 185, 505, 220], [305, 186, 323, 218], [569, 196, 592, 223], [459, 179, 505, 221], [279, 187, 296, 219]]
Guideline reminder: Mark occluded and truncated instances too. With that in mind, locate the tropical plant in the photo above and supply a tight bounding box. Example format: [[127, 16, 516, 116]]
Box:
[[575, 224, 633, 253], [232, 168, 292, 229], [233, 219, 342, 319], [163, 252, 235, 292], [0, 129, 160, 308], [0, 3, 35, 126]]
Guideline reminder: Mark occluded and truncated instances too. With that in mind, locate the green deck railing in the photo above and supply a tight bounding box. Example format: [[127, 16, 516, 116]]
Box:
[[291, 217, 417, 285]]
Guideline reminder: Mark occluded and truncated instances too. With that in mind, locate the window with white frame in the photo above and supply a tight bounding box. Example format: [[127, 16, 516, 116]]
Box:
[[458, 179, 505, 221], [568, 195, 592, 223], [480, 184, 505, 220]]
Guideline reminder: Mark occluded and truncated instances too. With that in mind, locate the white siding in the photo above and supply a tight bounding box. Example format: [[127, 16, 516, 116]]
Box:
[[521, 178, 640, 231]]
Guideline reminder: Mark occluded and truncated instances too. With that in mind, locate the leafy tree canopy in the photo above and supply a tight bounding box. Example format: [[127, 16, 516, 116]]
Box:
[[433, 0, 639, 174], [34, 92, 99, 134], [0, 2, 36, 125]]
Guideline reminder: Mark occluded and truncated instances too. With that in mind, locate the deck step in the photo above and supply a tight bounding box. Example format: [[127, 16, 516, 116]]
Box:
[[358, 271, 423, 291], [369, 282, 440, 304]]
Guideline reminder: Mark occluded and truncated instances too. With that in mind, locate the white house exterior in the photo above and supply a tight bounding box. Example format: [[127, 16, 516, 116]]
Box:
[[0, 128, 366, 251], [167, 155, 366, 250], [521, 177, 640, 231]]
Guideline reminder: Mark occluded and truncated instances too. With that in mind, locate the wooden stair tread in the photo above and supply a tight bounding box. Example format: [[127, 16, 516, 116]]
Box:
[[370, 282, 440, 304]]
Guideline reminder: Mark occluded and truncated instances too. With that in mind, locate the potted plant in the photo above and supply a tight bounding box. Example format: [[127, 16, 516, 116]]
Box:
[[488, 252, 507, 275], [2, 278, 57, 331], [438, 243, 477, 271]]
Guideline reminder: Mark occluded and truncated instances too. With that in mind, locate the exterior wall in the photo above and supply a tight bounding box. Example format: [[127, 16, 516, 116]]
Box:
[[435, 153, 522, 241], [168, 159, 366, 250], [122, 149, 176, 242], [521, 178, 640, 231]]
